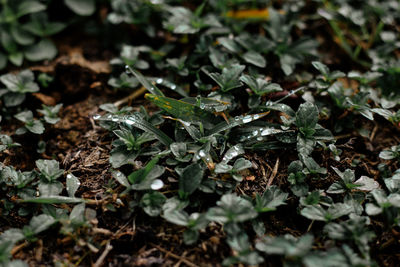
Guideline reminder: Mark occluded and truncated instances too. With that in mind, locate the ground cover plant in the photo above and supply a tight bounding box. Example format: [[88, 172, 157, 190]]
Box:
[[0, 0, 400, 266]]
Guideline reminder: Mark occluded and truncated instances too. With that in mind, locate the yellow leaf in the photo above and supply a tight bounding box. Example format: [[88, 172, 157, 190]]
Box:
[[226, 8, 269, 20]]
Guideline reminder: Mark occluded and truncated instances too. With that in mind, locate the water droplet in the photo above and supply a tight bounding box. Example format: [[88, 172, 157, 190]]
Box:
[[111, 115, 119, 122], [196, 95, 201, 100], [253, 114, 260, 120], [200, 103, 206, 109], [156, 78, 163, 84], [242, 115, 252, 123], [116, 171, 122, 177], [181, 120, 191, 127], [233, 145, 240, 151], [76, 181, 81, 186], [257, 137, 263, 141], [106, 114, 112, 119], [67, 174, 73, 179], [234, 116, 241, 121], [151, 179, 164, 190], [125, 118, 135, 125], [198, 150, 206, 157], [125, 65, 130, 74], [261, 128, 272, 136], [252, 130, 258, 136], [171, 85, 177, 90], [93, 114, 101, 120]]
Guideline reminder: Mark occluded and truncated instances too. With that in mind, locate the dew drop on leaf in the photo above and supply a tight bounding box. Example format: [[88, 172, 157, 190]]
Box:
[[93, 114, 101, 120], [242, 115, 252, 123], [156, 78, 163, 84], [151, 179, 164, 190], [198, 150, 206, 157]]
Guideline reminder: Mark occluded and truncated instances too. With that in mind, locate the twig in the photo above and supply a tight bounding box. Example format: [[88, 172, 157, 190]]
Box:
[[114, 86, 147, 107], [369, 123, 378, 141], [11, 241, 28, 256], [267, 158, 279, 186], [307, 220, 314, 232], [150, 243, 199, 267], [93, 241, 113, 267]]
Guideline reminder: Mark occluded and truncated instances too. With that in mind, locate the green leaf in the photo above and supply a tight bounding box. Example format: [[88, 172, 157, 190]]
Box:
[[38, 181, 63, 196], [126, 67, 164, 96], [128, 156, 159, 184], [23, 15, 66, 37], [145, 94, 221, 129], [303, 249, 347, 267], [35, 159, 64, 182], [221, 144, 244, 163], [111, 170, 130, 187], [29, 214, 56, 234], [255, 186, 288, 213], [207, 64, 245, 92], [242, 51, 266, 68], [21, 196, 84, 204], [94, 113, 173, 146], [163, 209, 190, 226], [206, 194, 257, 223], [64, 0, 96, 16], [141, 192, 167, 217], [312, 61, 329, 76], [66, 173, 80, 197], [179, 163, 204, 196], [10, 25, 35, 45], [300, 203, 352, 222], [296, 102, 319, 137], [240, 74, 282, 96], [37, 104, 63, 124], [130, 164, 164, 191], [24, 39, 57, 61], [69, 203, 86, 224], [9, 52, 24, 66], [183, 229, 199, 245], [207, 112, 270, 136], [17, 1, 46, 18], [256, 234, 313, 257], [25, 119, 45, 134], [0, 69, 39, 93], [233, 158, 252, 171]]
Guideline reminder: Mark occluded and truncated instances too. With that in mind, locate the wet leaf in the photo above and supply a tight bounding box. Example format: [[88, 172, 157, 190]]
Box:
[[255, 186, 288, 213], [145, 93, 221, 129], [94, 113, 173, 146], [179, 163, 204, 196], [126, 66, 164, 96], [66, 173, 80, 197], [21, 196, 84, 204]]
